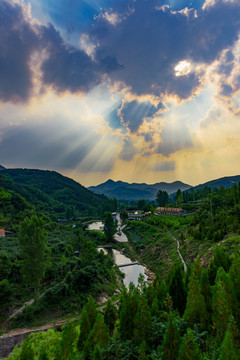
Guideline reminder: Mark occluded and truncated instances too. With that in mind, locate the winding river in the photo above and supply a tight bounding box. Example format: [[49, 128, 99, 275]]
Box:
[[98, 248, 148, 288]]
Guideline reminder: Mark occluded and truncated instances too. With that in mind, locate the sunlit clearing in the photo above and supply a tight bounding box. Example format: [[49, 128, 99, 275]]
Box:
[[175, 60, 191, 77]]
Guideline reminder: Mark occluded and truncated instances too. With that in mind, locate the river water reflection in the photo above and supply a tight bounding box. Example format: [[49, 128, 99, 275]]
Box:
[[88, 221, 104, 230], [98, 248, 147, 288]]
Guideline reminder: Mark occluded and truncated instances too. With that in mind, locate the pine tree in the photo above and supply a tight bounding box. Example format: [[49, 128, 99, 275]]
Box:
[[78, 308, 90, 351], [178, 328, 202, 360], [119, 286, 140, 341], [218, 330, 238, 360], [169, 265, 187, 316], [104, 299, 117, 336], [85, 296, 98, 328], [138, 341, 148, 360], [38, 347, 50, 360], [104, 212, 116, 243], [200, 269, 212, 320], [20, 338, 34, 360], [19, 215, 47, 299], [55, 322, 78, 360], [133, 297, 152, 346], [93, 345, 103, 360], [161, 313, 180, 360], [83, 314, 109, 359], [212, 268, 234, 343], [184, 272, 208, 331]]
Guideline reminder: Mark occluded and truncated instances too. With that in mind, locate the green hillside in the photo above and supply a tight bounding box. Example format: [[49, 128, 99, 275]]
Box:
[[0, 169, 117, 221]]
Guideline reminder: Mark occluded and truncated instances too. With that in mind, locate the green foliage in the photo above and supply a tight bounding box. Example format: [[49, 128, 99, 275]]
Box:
[[184, 263, 208, 330], [19, 215, 47, 297], [104, 299, 117, 336], [133, 296, 152, 346], [93, 344, 103, 360], [212, 268, 234, 343], [178, 328, 202, 360], [1, 169, 117, 220], [55, 322, 79, 360], [218, 329, 239, 360], [156, 190, 169, 206], [168, 265, 187, 316], [104, 212, 116, 242], [38, 346, 50, 360], [19, 338, 34, 360], [83, 313, 109, 359], [161, 313, 180, 360]]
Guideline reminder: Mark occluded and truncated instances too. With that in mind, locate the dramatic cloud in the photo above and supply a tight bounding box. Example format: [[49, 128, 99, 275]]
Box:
[[1, 0, 240, 185], [2, 0, 240, 104], [0, 1, 40, 102], [120, 100, 159, 133], [91, 0, 240, 99], [40, 24, 102, 94]]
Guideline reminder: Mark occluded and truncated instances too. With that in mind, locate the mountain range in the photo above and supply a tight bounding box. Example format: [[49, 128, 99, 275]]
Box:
[[88, 179, 192, 201], [89, 175, 240, 201]]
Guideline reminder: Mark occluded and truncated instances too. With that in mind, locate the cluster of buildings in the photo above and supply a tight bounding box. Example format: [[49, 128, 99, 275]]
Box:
[[156, 207, 186, 215]]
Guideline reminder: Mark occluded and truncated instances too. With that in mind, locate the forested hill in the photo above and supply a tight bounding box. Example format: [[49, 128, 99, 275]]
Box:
[[0, 168, 116, 220], [88, 179, 191, 200], [192, 175, 240, 191]]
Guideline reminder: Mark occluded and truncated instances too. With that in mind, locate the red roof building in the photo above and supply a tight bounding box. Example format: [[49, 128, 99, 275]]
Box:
[[0, 229, 6, 237]]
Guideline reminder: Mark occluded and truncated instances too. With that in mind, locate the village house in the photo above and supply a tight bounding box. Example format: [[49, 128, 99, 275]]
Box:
[[0, 229, 6, 237]]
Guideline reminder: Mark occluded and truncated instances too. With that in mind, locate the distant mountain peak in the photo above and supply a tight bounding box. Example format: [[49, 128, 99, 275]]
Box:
[[0, 165, 6, 170]]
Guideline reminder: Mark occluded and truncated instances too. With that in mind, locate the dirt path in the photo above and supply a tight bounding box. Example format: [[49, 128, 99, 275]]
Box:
[[170, 232, 187, 272], [0, 318, 79, 359]]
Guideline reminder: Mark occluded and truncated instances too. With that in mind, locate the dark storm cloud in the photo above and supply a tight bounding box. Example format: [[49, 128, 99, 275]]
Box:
[[0, 120, 100, 169], [91, 0, 240, 98], [120, 100, 159, 133], [2, 0, 240, 104], [40, 24, 101, 93], [0, 1, 102, 101], [0, 1, 40, 102]]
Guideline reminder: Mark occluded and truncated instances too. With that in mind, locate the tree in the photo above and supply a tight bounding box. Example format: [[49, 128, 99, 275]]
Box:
[[55, 322, 78, 360], [104, 212, 116, 243], [176, 189, 183, 204], [212, 268, 234, 343], [161, 313, 180, 360], [120, 209, 128, 223], [184, 271, 208, 331], [178, 328, 202, 360], [168, 265, 187, 316], [156, 190, 169, 207], [19, 338, 34, 360], [19, 215, 47, 299], [218, 329, 239, 360], [104, 299, 117, 336]]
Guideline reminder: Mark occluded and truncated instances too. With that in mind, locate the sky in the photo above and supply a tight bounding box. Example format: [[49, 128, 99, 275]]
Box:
[[1, 0, 240, 187]]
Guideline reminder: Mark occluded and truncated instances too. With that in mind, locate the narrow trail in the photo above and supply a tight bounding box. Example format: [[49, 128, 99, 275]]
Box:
[[2, 263, 78, 332], [170, 232, 187, 272]]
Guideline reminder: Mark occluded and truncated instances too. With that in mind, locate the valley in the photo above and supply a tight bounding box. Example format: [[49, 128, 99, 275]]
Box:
[[1, 167, 240, 359]]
